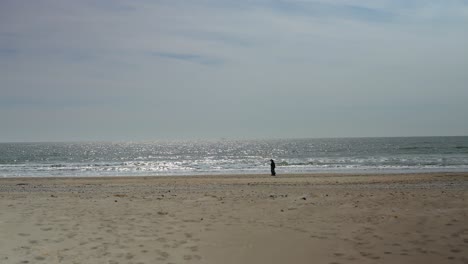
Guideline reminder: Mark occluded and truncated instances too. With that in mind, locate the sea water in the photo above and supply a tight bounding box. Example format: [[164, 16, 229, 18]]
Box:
[[1, 137, 467, 177]]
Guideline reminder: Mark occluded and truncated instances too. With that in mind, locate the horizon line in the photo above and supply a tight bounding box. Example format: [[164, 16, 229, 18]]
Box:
[[1, 135, 467, 144]]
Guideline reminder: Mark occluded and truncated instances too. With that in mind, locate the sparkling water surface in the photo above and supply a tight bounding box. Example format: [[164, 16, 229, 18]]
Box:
[[1, 137, 467, 177]]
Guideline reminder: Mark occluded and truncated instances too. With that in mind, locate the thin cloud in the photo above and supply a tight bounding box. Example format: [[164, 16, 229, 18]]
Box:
[[0, 48, 17, 57], [267, 1, 394, 22], [82, 0, 138, 13], [151, 52, 224, 66]]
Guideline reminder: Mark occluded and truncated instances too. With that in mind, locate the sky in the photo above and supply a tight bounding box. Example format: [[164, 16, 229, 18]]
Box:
[[1, 0, 468, 142]]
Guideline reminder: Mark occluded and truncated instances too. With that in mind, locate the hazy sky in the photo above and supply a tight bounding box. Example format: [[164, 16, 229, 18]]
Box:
[[1, 0, 467, 142]]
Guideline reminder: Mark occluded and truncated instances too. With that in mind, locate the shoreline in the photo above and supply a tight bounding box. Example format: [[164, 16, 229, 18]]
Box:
[[1, 172, 467, 188], [0, 166, 468, 179], [2, 167, 468, 179], [1, 170, 467, 179], [1, 172, 467, 263]]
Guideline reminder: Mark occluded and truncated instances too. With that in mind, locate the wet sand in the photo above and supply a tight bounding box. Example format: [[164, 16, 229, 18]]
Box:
[[0, 173, 467, 264]]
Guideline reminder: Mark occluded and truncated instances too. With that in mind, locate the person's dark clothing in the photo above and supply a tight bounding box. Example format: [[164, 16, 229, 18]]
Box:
[[270, 160, 276, 176]]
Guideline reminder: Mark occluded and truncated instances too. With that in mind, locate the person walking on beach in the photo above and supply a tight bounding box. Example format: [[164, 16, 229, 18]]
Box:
[[270, 159, 276, 176]]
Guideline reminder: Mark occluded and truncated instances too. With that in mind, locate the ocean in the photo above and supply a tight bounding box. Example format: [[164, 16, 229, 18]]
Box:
[[1, 137, 467, 177]]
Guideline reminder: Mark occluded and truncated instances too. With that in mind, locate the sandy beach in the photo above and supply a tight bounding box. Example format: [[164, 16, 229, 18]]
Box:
[[0, 173, 467, 264]]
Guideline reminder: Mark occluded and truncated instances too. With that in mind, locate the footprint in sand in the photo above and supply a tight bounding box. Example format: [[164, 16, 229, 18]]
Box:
[[156, 250, 169, 259], [189, 246, 199, 252], [157, 237, 167, 243], [184, 254, 202, 260], [34, 256, 46, 261]]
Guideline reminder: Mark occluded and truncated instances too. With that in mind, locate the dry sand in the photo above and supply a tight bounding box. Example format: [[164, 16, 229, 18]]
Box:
[[0, 173, 467, 264]]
